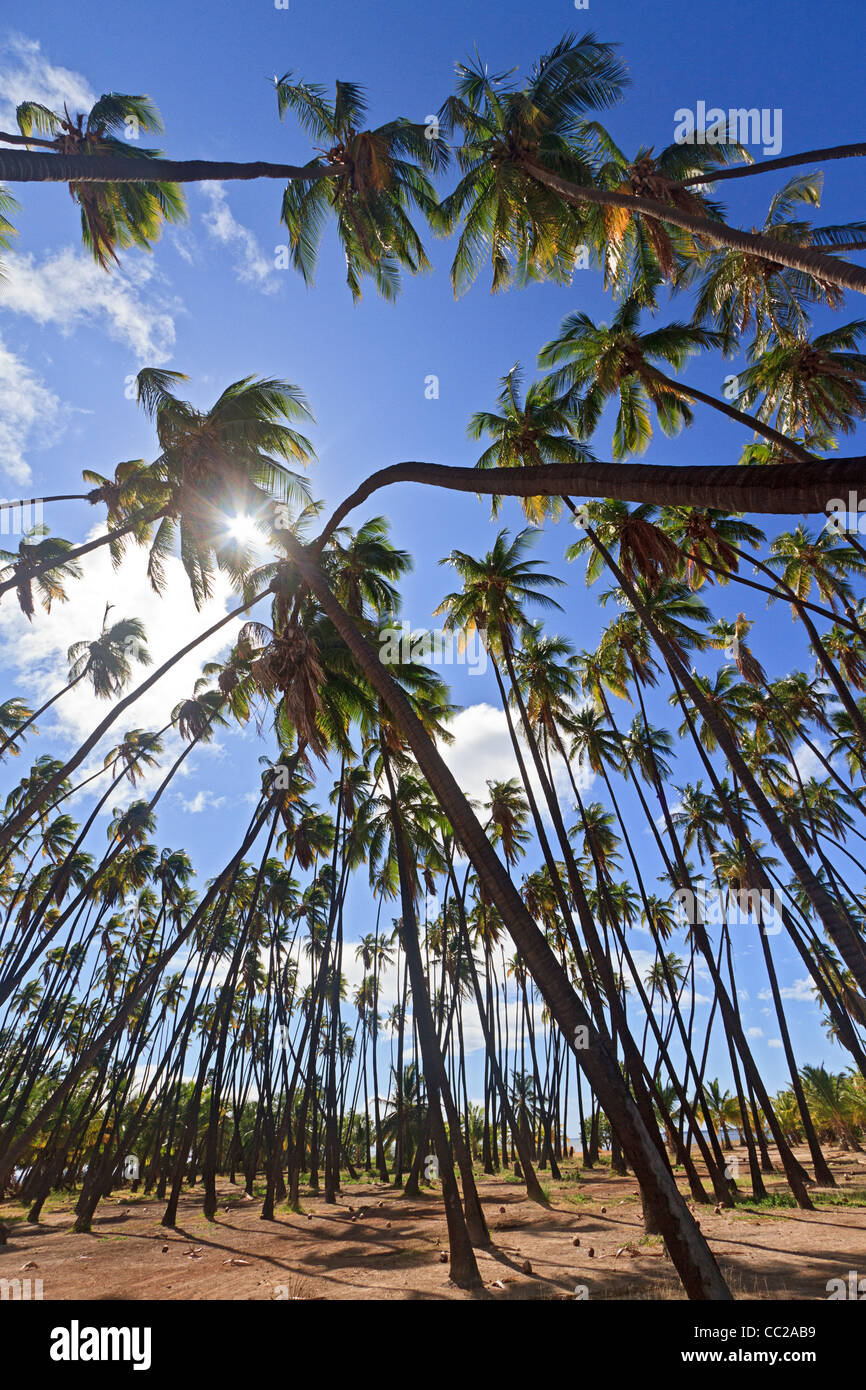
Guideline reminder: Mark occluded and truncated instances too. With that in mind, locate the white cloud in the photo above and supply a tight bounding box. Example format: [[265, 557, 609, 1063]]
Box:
[[746, 1026, 764, 1039], [1, 249, 178, 363], [439, 701, 593, 820], [0, 333, 65, 483], [0, 524, 246, 753], [759, 978, 814, 1004], [789, 740, 829, 782], [780, 977, 815, 1002], [0, 34, 94, 129], [199, 183, 278, 295], [768, 1038, 783, 1048], [180, 789, 227, 814]]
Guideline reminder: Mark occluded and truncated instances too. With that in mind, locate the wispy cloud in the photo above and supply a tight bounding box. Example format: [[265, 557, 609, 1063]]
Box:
[[1, 249, 179, 363], [0, 34, 94, 129], [199, 183, 278, 295], [0, 334, 66, 484], [180, 789, 227, 814]]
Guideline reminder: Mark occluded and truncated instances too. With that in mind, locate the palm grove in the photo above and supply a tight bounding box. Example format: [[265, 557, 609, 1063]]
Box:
[[0, 33, 865, 1300]]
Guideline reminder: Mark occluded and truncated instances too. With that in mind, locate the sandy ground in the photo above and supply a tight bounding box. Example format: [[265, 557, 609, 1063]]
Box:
[[2, 1144, 865, 1301]]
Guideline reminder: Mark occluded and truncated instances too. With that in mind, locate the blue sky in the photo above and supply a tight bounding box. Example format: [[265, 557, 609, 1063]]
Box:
[[1, 0, 864, 1095]]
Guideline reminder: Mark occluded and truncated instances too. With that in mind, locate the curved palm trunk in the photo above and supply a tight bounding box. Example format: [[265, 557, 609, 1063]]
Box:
[[286, 538, 732, 1300], [679, 141, 866, 188], [315, 459, 866, 557]]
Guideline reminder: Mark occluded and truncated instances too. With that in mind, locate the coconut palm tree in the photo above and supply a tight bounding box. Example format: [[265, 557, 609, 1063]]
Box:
[[468, 364, 595, 521], [438, 35, 866, 297], [0, 529, 83, 619], [736, 320, 866, 447], [576, 124, 748, 300], [538, 294, 812, 459], [0, 609, 151, 759], [284, 531, 732, 1297], [134, 369, 316, 607], [0, 700, 35, 760], [691, 174, 866, 351], [436, 32, 628, 294], [275, 75, 447, 299], [14, 94, 184, 267]]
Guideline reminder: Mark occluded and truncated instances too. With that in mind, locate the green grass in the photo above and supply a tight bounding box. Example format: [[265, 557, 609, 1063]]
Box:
[[734, 1186, 866, 1214]]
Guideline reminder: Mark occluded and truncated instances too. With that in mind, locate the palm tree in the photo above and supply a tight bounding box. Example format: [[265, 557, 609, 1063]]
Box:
[[282, 537, 732, 1297], [0, 528, 83, 619], [703, 1079, 737, 1150], [576, 123, 748, 300], [275, 75, 447, 299], [14, 94, 184, 267], [436, 32, 627, 294], [736, 321, 866, 448], [468, 364, 595, 520], [0, 699, 35, 759], [0, 609, 151, 759], [800, 1065, 863, 1151], [538, 294, 812, 459], [691, 174, 866, 351], [438, 35, 866, 297], [135, 369, 316, 607]]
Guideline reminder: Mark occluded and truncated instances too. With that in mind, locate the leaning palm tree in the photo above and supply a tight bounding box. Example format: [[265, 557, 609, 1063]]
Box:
[[15, 94, 185, 267], [0, 370, 316, 611], [436, 32, 628, 294], [0, 608, 151, 759], [691, 174, 866, 352], [736, 320, 866, 448], [468, 364, 596, 521], [538, 293, 812, 460], [134, 368, 316, 607], [66, 609, 152, 699], [283, 530, 732, 1298], [275, 75, 447, 299], [0, 699, 35, 759], [438, 34, 866, 298], [577, 123, 748, 300], [0, 528, 83, 619]]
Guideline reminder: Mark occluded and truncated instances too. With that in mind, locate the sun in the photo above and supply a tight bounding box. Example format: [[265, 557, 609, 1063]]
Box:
[[226, 514, 261, 547]]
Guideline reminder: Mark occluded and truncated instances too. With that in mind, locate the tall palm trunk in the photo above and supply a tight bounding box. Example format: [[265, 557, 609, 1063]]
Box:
[[380, 753, 483, 1290], [587, 525, 866, 995], [287, 538, 732, 1300]]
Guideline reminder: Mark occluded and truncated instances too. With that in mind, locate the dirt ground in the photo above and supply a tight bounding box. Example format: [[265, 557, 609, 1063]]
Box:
[[2, 1144, 865, 1300]]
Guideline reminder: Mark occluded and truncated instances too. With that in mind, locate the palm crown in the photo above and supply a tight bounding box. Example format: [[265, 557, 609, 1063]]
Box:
[[135, 368, 316, 607], [539, 294, 722, 456], [468, 363, 596, 520], [691, 174, 866, 353], [437, 32, 628, 294], [16, 94, 185, 268], [275, 75, 448, 300]]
